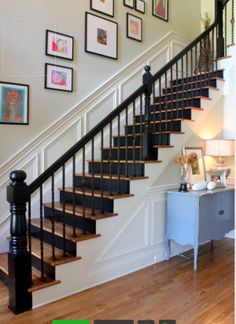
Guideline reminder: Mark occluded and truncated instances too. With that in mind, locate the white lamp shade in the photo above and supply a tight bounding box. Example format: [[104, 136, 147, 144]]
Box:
[[205, 139, 234, 157]]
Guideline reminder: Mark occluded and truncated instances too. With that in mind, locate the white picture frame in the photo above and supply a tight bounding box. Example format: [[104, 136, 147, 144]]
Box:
[[183, 147, 206, 185]]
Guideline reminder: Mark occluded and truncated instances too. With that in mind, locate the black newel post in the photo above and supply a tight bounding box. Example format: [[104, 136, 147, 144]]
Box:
[[142, 65, 155, 161], [7, 170, 32, 314], [216, 0, 225, 57]]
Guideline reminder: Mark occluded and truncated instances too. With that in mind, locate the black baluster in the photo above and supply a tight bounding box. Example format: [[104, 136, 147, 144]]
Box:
[[176, 62, 179, 119], [139, 94, 143, 160], [190, 49, 194, 108], [125, 107, 129, 177], [118, 114, 121, 191], [170, 66, 173, 130], [82, 146, 86, 234], [225, 4, 227, 54], [100, 129, 104, 213], [51, 174, 56, 260], [91, 138, 95, 216], [212, 29, 215, 72], [164, 71, 168, 132], [62, 164, 66, 257], [7, 171, 32, 314], [186, 51, 189, 108], [159, 76, 162, 132], [231, 0, 235, 45], [132, 101, 136, 176], [216, 0, 225, 57], [109, 121, 113, 195], [28, 198, 32, 269], [72, 155, 76, 237], [181, 57, 184, 119], [143, 66, 155, 160], [39, 185, 44, 279]]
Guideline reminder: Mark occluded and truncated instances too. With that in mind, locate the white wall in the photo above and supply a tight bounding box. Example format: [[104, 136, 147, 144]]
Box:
[[0, 0, 201, 166]]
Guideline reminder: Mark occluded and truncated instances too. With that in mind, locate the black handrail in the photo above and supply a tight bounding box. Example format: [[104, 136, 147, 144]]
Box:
[[29, 85, 145, 194]]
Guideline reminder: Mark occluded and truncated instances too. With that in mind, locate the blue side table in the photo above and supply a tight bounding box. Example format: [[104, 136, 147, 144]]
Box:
[[165, 187, 234, 270]]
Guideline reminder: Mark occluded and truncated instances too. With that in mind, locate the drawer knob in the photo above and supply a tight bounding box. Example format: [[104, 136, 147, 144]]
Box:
[[219, 210, 224, 216]]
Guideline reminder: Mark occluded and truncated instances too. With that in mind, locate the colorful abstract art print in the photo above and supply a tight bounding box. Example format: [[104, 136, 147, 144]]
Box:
[[127, 13, 142, 42], [90, 0, 114, 17], [46, 30, 74, 60], [124, 0, 135, 9], [0, 82, 29, 125], [152, 0, 169, 21], [85, 12, 118, 60], [45, 64, 73, 92]]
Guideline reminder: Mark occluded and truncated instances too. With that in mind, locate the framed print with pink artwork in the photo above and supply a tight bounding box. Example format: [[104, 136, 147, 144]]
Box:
[[0, 82, 29, 125], [127, 13, 142, 42], [152, 0, 169, 22], [46, 30, 74, 60], [85, 12, 118, 60], [45, 64, 73, 92], [90, 0, 114, 17]]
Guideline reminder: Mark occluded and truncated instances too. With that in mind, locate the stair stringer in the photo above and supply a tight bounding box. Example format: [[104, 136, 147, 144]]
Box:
[[32, 80, 225, 308]]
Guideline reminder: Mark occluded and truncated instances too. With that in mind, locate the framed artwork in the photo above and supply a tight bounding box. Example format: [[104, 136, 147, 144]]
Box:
[[45, 64, 73, 92], [135, 0, 145, 14], [124, 0, 135, 8], [90, 0, 114, 17], [183, 147, 206, 185], [0, 82, 29, 125], [46, 30, 74, 60], [127, 13, 142, 42], [85, 12, 118, 60], [206, 170, 226, 188], [152, 0, 169, 22]]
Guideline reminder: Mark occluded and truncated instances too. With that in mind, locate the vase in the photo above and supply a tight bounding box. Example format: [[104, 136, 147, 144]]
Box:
[[179, 163, 189, 192]]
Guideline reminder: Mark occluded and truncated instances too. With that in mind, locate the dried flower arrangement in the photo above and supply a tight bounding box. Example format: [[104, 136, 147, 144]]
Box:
[[174, 153, 198, 166]]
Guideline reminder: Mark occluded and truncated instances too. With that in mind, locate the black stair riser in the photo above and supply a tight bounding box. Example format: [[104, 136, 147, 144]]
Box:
[[135, 109, 192, 123], [60, 191, 114, 213], [31, 224, 76, 256], [171, 70, 224, 86], [0, 269, 8, 287], [31, 254, 55, 279], [44, 207, 96, 234], [126, 121, 181, 135], [75, 176, 130, 194], [163, 79, 219, 94], [89, 162, 145, 177], [101, 148, 158, 161], [156, 88, 210, 102], [151, 98, 201, 111], [113, 134, 170, 146]]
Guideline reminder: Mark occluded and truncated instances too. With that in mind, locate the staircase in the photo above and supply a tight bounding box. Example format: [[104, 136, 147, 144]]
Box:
[[0, 0, 234, 315]]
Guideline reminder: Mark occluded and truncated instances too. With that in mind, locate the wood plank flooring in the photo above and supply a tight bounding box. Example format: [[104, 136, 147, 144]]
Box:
[[0, 238, 234, 324]]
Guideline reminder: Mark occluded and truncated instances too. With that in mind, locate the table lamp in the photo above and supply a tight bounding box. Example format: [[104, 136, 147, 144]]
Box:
[[205, 139, 234, 177]]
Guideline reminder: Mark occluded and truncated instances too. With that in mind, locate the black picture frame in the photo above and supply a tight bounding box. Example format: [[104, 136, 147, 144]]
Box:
[[152, 0, 169, 22], [0, 81, 29, 125], [85, 12, 118, 60], [45, 30, 74, 61], [90, 0, 114, 17], [126, 13, 142, 42], [124, 0, 135, 9], [45, 63, 73, 92], [135, 0, 145, 14]]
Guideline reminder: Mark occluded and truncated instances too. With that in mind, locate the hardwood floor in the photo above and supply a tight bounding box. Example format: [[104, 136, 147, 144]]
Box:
[[0, 239, 234, 324]]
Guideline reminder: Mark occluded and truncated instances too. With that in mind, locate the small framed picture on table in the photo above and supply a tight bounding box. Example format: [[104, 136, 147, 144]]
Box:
[[206, 170, 227, 188]]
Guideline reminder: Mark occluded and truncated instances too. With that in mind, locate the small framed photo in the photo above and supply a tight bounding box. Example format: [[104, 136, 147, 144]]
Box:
[[0, 82, 29, 125], [90, 0, 114, 17], [152, 0, 169, 22], [127, 13, 142, 42], [183, 147, 206, 185], [85, 12, 118, 60], [46, 30, 74, 60], [135, 0, 145, 14], [206, 170, 227, 188], [124, 0, 135, 8], [45, 64, 73, 92]]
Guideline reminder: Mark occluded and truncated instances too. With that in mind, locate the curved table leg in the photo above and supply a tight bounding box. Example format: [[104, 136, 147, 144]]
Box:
[[165, 239, 171, 260], [193, 243, 199, 271]]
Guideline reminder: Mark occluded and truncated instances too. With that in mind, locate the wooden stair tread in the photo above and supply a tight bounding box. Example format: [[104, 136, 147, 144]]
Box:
[[102, 145, 174, 150], [163, 77, 225, 92], [126, 118, 194, 127], [88, 159, 162, 164], [135, 106, 204, 117], [0, 253, 8, 275], [30, 236, 81, 267], [61, 187, 134, 200], [154, 86, 219, 98], [113, 131, 185, 138], [75, 173, 149, 181], [216, 55, 231, 61], [44, 202, 118, 220], [31, 218, 101, 243], [152, 96, 211, 106]]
